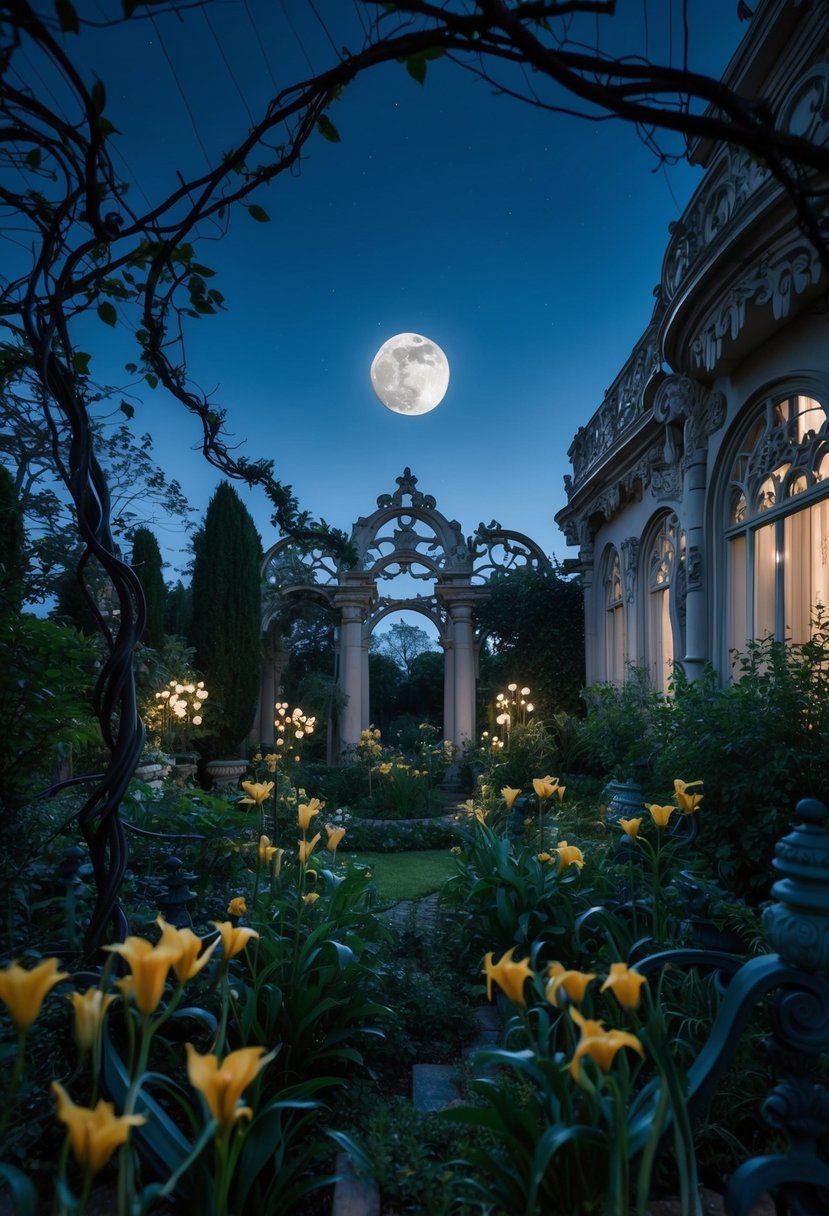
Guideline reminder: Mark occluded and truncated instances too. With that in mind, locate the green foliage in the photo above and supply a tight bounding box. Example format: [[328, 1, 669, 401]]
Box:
[[0, 612, 99, 816], [581, 667, 663, 779], [165, 578, 193, 640], [649, 624, 829, 900], [333, 1096, 481, 1214], [237, 867, 389, 1090], [476, 566, 585, 720], [191, 482, 262, 755], [442, 818, 591, 967], [0, 464, 26, 612], [130, 525, 166, 647]]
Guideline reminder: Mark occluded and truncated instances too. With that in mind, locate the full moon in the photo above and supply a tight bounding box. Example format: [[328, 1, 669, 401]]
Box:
[[370, 333, 450, 415]]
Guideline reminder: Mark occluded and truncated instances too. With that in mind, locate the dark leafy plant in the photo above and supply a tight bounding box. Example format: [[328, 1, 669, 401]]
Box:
[[649, 619, 829, 899], [0, 612, 99, 820]]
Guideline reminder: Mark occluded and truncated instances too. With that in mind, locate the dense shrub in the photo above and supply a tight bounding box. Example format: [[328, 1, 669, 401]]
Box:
[[650, 625, 829, 900]]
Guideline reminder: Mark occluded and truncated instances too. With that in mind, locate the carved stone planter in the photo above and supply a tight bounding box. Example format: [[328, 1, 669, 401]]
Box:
[[205, 758, 247, 789]]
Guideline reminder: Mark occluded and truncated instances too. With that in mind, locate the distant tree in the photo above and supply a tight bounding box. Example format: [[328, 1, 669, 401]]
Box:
[[0, 463, 26, 613], [394, 649, 444, 725], [164, 580, 193, 642], [373, 621, 438, 678], [0, 357, 194, 602], [476, 566, 584, 720], [369, 653, 406, 736], [191, 483, 262, 756], [130, 527, 165, 648]]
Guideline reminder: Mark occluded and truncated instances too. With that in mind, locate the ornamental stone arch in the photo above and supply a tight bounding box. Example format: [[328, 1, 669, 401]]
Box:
[[258, 469, 551, 760]]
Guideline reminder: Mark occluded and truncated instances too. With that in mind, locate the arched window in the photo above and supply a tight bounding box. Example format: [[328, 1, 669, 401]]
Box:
[[604, 548, 625, 684], [644, 514, 680, 693], [725, 393, 829, 651]]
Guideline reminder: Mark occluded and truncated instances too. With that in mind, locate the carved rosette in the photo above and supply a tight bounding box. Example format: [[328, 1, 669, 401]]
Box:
[[763, 799, 829, 973]]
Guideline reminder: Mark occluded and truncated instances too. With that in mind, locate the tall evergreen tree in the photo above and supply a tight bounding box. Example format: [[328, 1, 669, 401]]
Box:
[[0, 463, 26, 613], [130, 526, 166, 648], [191, 482, 262, 755]]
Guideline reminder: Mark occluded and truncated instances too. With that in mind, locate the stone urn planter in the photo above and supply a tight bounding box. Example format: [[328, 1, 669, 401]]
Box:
[[204, 758, 247, 789]]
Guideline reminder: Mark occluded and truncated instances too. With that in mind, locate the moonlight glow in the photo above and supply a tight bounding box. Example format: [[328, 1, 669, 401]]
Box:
[[370, 333, 450, 415]]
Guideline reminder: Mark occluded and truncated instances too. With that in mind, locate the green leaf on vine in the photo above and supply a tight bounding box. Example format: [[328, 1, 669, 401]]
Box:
[[119, 400, 135, 419], [246, 204, 270, 223], [97, 301, 117, 327], [55, 0, 79, 32], [317, 115, 341, 143], [72, 351, 91, 375]]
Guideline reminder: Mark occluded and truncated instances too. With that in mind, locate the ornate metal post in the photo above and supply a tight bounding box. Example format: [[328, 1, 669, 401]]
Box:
[[725, 799, 829, 1215]]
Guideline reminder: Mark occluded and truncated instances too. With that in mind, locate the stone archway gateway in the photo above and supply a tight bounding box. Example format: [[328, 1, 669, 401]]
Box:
[[257, 469, 550, 757]]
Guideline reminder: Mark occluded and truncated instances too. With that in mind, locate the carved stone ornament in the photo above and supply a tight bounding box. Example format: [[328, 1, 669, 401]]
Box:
[[567, 320, 662, 491], [375, 466, 436, 511], [662, 144, 772, 306], [621, 537, 639, 604], [690, 243, 823, 374]]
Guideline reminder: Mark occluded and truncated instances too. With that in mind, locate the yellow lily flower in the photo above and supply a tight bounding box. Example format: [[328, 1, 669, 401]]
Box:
[[674, 778, 704, 813], [102, 936, 183, 1017], [258, 835, 278, 865], [272, 847, 285, 878], [297, 799, 323, 831], [156, 918, 219, 983], [186, 1043, 274, 1134], [646, 803, 675, 827], [302, 892, 320, 905], [532, 775, 559, 799], [600, 962, 647, 1010], [546, 963, 597, 1007], [238, 780, 274, 807], [264, 753, 279, 773], [213, 921, 259, 960], [556, 841, 585, 870], [52, 1082, 145, 1175], [0, 957, 69, 1032], [567, 1007, 644, 1082], [325, 825, 346, 853], [482, 947, 534, 1006], [298, 833, 321, 864], [68, 988, 117, 1053], [537, 851, 553, 863], [501, 786, 522, 810], [619, 817, 642, 840], [226, 897, 247, 918], [556, 785, 566, 801]]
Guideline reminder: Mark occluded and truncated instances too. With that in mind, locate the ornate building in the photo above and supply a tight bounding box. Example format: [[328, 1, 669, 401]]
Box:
[[556, 0, 829, 691]]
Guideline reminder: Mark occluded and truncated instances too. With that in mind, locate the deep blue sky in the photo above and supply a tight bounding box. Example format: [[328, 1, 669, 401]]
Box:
[[65, 2, 746, 581]]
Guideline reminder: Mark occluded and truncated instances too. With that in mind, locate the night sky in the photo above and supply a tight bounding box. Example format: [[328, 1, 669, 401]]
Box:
[[58, 2, 746, 595]]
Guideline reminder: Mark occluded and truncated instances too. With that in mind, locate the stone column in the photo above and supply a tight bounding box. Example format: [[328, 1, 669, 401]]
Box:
[[450, 599, 476, 746], [333, 582, 374, 754], [441, 634, 455, 744], [361, 636, 370, 731], [255, 639, 288, 746], [580, 541, 597, 686], [682, 453, 708, 682]]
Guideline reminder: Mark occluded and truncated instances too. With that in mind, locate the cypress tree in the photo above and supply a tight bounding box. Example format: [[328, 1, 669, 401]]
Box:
[[130, 526, 166, 648], [191, 482, 262, 755], [0, 464, 26, 612]]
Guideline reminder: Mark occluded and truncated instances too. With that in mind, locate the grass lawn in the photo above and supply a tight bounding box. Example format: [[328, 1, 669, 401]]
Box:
[[345, 849, 457, 902]]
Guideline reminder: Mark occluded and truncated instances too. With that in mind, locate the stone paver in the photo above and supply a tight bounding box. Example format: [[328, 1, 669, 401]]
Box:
[[332, 1153, 380, 1216], [412, 1062, 460, 1111]]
